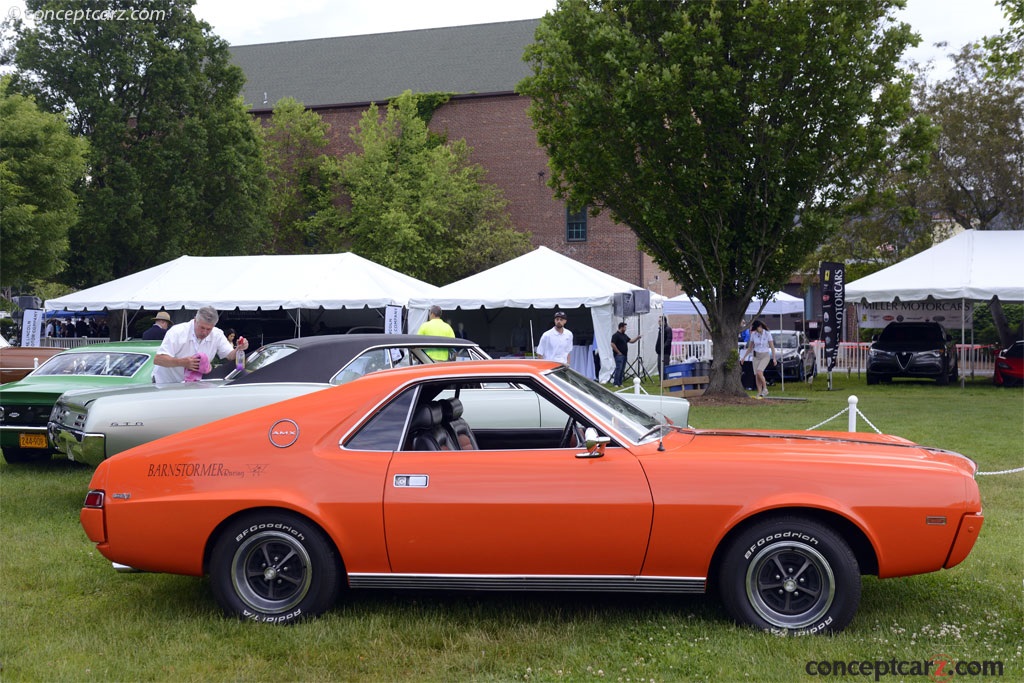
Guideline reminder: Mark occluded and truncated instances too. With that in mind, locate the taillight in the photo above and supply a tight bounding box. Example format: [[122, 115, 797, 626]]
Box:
[[83, 490, 105, 508]]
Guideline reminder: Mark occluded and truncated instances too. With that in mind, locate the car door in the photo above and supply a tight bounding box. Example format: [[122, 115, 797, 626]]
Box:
[[384, 445, 653, 576]]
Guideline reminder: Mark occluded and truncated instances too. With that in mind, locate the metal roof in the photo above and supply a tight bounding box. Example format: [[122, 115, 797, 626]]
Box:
[[228, 19, 541, 111]]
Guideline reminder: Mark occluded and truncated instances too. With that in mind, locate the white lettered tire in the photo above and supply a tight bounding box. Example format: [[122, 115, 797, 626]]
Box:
[[209, 511, 341, 623], [718, 517, 861, 635]]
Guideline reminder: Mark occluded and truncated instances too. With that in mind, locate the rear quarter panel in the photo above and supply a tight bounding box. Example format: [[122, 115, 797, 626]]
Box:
[[93, 382, 395, 576]]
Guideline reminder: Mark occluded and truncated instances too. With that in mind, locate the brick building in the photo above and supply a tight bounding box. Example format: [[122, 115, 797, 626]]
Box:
[[228, 19, 682, 299]]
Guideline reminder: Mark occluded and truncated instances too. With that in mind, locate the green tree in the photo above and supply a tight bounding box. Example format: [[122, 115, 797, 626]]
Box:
[[983, 0, 1023, 78], [917, 43, 1024, 348], [519, 0, 927, 395], [4, 0, 268, 288], [340, 91, 531, 285], [0, 76, 86, 287], [919, 44, 1023, 233], [261, 98, 344, 254]]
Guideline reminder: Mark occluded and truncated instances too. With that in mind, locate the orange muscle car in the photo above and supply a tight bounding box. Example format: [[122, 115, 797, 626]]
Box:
[[81, 360, 983, 634]]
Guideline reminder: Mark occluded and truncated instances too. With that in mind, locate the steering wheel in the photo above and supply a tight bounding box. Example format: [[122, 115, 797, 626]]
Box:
[[558, 417, 584, 448]]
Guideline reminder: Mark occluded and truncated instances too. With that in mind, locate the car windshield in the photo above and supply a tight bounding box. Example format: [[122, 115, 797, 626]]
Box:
[[545, 365, 660, 442], [1004, 342, 1024, 358], [877, 324, 944, 344], [31, 352, 149, 378], [771, 332, 799, 349]]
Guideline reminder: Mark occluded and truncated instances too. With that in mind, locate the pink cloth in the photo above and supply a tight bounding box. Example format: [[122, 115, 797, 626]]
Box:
[[183, 352, 212, 382]]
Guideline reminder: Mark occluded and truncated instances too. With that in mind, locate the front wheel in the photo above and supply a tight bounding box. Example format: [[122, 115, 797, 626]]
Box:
[[718, 517, 861, 635], [209, 511, 341, 623]]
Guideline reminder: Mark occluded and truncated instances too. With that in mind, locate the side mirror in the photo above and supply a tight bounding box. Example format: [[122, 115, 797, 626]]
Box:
[[577, 427, 610, 459]]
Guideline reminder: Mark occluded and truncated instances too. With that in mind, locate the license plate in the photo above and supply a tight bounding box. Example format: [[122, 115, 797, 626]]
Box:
[[18, 433, 48, 449]]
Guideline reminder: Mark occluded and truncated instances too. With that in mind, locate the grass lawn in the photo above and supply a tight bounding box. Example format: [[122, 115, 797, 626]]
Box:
[[1, 375, 1021, 682]]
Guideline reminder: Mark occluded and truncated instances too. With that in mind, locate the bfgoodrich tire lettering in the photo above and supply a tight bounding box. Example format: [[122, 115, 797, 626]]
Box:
[[209, 511, 341, 623], [718, 517, 860, 635]]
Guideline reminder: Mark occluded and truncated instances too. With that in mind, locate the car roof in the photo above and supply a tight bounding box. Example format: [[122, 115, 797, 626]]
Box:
[[229, 334, 482, 385], [342, 358, 563, 389]]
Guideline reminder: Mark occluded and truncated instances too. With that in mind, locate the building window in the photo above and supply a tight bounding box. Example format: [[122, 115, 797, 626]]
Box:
[[566, 206, 588, 242]]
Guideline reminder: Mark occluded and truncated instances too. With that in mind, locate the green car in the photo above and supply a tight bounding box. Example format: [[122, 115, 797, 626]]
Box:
[[0, 340, 160, 463]]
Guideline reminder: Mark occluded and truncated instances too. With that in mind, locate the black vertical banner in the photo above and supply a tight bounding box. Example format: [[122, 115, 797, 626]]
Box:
[[819, 261, 846, 372]]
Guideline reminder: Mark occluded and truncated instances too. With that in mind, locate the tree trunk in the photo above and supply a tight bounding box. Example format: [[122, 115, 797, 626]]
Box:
[[705, 313, 749, 397]]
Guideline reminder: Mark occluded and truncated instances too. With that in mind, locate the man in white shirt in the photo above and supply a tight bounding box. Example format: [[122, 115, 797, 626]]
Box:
[[536, 311, 573, 365], [153, 306, 248, 383]]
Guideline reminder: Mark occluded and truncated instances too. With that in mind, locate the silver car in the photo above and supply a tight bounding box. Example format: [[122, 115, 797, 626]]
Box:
[[49, 334, 690, 466]]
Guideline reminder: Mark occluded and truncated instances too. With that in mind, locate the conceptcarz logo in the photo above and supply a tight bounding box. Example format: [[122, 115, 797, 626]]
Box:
[[804, 655, 1004, 681]]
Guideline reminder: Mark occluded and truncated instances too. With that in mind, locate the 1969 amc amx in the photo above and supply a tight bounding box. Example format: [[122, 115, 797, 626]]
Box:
[[80, 360, 983, 634]]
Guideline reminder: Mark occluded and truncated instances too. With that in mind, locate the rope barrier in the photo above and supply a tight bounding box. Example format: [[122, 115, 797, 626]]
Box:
[[805, 395, 1020, 476], [977, 467, 1024, 475]]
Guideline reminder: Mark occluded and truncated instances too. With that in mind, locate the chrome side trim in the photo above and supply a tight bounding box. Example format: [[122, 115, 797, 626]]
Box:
[[347, 573, 706, 594]]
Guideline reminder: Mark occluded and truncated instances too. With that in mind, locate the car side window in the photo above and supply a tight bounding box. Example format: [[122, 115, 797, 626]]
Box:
[[331, 349, 391, 386], [344, 389, 416, 451]]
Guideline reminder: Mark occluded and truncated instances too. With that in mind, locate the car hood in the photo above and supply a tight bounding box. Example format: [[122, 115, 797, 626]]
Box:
[[685, 429, 976, 476], [871, 340, 946, 352]]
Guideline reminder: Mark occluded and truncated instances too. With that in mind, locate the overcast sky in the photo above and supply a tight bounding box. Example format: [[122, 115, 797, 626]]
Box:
[[2, 0, 1010, 80], [191, 0, 1010, 79]]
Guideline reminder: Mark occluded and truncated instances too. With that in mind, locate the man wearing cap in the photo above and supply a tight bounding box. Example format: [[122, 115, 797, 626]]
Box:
[[142, 311, 173, 340], [536, 311, 573, 365]]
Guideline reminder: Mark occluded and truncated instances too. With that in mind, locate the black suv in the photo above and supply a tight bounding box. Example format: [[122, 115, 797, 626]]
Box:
[[866, 322, 958, 385]]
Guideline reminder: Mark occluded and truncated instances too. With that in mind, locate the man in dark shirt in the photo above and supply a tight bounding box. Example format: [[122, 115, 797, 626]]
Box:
[[611, 322, 640, 387], [142, 311, 172, 340]]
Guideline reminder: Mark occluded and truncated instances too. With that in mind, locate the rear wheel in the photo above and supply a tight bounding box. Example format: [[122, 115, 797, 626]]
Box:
[[209, 511, 341, 623], [718, 516, 861, 635]]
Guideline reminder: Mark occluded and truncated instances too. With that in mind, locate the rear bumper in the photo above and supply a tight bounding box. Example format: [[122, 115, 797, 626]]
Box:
[[49, 423, 106, 467], [944, 512, 984, 569]]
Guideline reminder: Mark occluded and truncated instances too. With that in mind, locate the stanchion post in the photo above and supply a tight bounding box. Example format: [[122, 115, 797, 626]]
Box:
[[633, 377, 642, 394], [848, 395, 858, 432]]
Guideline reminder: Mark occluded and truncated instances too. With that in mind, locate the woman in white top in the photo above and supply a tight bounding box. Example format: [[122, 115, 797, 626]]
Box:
[[742, 319, 776, 398]]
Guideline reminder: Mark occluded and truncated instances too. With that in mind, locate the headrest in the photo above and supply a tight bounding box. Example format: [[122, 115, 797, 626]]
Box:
[[411, 403, 444, 430], [438, 398, 463, 421]]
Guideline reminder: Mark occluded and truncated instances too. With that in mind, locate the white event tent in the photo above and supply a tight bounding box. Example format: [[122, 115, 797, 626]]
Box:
[[846, 230, 1024, 304], [664, 291, 804, 317], [407, 247, 665, 383], [45, 253, 441, 339]]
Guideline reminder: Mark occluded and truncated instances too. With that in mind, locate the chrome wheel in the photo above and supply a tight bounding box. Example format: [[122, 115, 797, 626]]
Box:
[[231, 529, 313, 614], [745, 541, 834, 629]]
